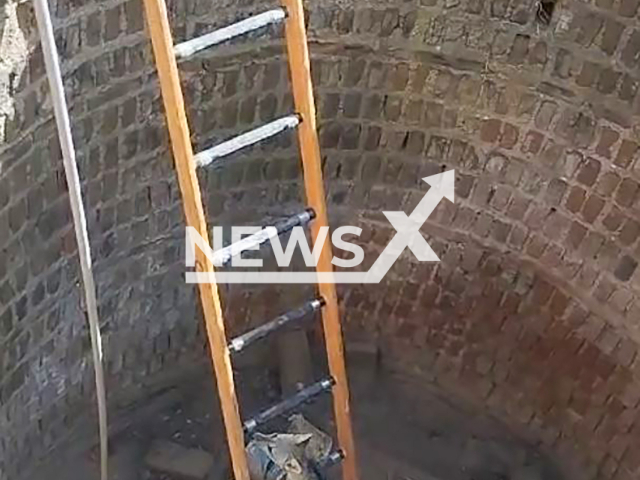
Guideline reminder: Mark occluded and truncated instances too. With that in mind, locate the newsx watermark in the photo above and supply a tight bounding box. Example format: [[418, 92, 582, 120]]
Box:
[[186, 170, 455, 284]]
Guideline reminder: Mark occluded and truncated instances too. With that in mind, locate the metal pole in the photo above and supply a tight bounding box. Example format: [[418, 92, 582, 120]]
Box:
[[32, 1, 108, 479]]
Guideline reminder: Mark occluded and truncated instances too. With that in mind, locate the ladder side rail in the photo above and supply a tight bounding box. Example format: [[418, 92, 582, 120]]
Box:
[[281, 2, 359, 480], [140, 1, 250, 479]]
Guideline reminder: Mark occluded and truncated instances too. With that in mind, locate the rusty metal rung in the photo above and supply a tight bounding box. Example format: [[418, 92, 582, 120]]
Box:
[[244, 378, 335, 434], [229, 298, 324, 353], [213, 208, 314, 267]]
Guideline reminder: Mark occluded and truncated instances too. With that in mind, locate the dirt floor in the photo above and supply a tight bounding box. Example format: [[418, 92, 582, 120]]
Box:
[[30, 348, 565, 480]]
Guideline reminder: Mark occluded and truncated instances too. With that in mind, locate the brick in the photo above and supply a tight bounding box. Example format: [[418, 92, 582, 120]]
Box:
[[596, 127, 620, 159], [424, 102, 443, 128], [443, 109, 458, 129], [614, 256, 638, 282], [508, 34, 530, 64], [390, 63, 410, 91], [596, 0, 615, 8], [456, 174, 474, 198], [576, 61, 600, 88], [600, 19, 625, 55], [575, 12, 604, 46], [0, 308, 13, 336], [405, 99, 423, 124], [426, 136, 450, 160], [596, 171, 621, 197], [363, 126, 382, 151], [581, 194, 605, 223], [409, 63, 429, 92], [383, 95, 402, 121], [577, 157, 601, 186], [554, 49, 575, 79], [481, 119, 502, 143], [557, 110, 596, 148], [521, 130, 544, 154], [238, 96, 256, 124], [104, 6, 121, 42], [621, 30, 640, 69], [490, 185, 512, 210], [508, 225, 527, 248], [262, 63, 281, 90], [529, 41, 548, 66], [85, 13, 102, 47], [611, 288, 634, 313], [545, 178, 567, 206], [534, 101, 557, 130], [526, 234, 547, 258], [619, 0, 640, 16], [124, 0, 144, 33], [565, 186, 586, 213], [597, 69, 621, 95], [404, 131, 425, 155], [343, 92, 362, 118], [615, 140, 639, 168], [259, 94, 277, 121], [619, 218, 640, 246], [401, 11, 417, 36], [500, 123, 519, 149], [619, 75, 638, 102], [506, 195, 530, 219], [381, 9, 400, 36], [363, 94, 383, 120], [615, 178, 640, 207], [320, 122, 341, 148], [603, 207, 625, 232], [433, 70, 456, 99]]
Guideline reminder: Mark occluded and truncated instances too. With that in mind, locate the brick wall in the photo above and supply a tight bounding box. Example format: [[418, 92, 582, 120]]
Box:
[[0, 0, 639, 478]]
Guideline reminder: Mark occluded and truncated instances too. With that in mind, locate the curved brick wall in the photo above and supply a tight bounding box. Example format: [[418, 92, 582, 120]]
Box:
[[1, 0, 640, 478]]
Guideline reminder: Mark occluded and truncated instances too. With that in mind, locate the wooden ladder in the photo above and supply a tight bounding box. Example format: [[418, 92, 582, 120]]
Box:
[[140, 1, 358, 480]]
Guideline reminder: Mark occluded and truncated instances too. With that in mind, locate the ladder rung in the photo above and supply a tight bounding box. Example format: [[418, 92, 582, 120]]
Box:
[[244, 378, 335, 434], [319, 450, 344, 468], [174, 8, 286, 59], [195, 115, 300, 168], [213, 209, 314, 266], [229, 298, 324, 353]]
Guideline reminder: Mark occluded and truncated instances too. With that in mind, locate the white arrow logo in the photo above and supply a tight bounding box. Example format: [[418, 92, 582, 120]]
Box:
[[364, 169, 455, 283]]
